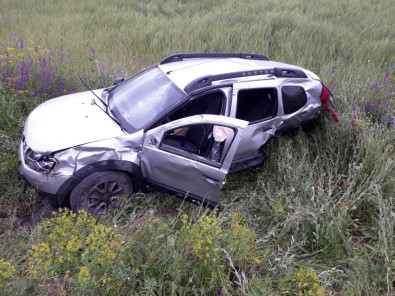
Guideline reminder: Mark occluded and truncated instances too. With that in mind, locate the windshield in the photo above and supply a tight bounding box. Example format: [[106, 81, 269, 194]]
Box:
[[109, 66, 185, 132]]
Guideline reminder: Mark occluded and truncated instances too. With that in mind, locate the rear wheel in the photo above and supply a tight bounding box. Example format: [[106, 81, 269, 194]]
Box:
[[70, 171, 133, 215]]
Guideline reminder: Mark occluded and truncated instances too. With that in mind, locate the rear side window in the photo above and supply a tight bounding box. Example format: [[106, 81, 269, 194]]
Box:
[[282, 86, 307, 114], [236, 88, 278, 123]]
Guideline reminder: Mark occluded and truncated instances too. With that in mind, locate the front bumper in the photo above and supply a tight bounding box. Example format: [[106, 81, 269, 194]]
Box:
[[18, 141, 71, 195]]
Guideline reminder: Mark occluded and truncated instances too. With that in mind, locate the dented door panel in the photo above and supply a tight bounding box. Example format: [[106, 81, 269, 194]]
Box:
[[140, 115, 248, 204], [231, 79, 323, 161], [234, 118, 279, 159]]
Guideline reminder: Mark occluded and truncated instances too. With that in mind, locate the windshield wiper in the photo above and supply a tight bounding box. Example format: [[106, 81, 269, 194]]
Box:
[[77, 74, 108, 108], [77, 74, 124, 130]]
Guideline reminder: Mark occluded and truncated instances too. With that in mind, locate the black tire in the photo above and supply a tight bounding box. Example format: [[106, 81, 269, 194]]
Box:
[[70, 171, 133, 215]]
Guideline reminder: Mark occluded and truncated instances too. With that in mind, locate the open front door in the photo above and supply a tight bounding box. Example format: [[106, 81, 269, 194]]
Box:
[[141, 115, 248, 206]]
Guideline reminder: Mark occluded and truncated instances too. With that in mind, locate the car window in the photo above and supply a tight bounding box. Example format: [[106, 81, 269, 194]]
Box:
[[160, 90, 225, 124], [235, 88, 278, 123], [109, 66, 185, 132], [160, 123, 235, 164], [281, 85, 307, 114]]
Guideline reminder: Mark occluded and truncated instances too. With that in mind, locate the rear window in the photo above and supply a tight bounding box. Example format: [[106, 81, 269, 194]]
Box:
[[282, 86, 307, 114]]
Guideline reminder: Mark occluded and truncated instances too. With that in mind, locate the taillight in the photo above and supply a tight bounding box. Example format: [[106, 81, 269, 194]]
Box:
[[320, 84, 339, 122]]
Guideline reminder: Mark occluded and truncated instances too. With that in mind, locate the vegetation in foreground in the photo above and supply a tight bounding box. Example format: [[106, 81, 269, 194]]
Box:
[[0, 0, 394, 294]]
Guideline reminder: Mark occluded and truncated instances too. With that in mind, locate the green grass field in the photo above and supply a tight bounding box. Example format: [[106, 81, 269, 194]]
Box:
[[0, 0, 394, 294]]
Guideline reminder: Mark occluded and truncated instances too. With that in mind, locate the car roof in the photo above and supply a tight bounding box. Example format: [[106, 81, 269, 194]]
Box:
[[158, 54, 309, 92]]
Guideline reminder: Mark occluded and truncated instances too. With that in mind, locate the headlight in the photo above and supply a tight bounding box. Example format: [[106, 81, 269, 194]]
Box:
[[25, 148, 57, 172]]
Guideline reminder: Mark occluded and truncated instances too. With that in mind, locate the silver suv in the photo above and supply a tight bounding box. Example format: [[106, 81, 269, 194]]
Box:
[[18, 53, 338, 214]]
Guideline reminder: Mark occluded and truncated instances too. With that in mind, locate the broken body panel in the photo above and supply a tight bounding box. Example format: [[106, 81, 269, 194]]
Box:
[[141, 115, 248, 205]]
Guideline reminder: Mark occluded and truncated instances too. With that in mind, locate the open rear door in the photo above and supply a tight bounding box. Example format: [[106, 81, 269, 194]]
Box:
[[141, 115, 248, 206]]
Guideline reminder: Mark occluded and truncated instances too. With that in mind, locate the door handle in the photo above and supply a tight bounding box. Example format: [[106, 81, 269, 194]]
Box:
[[262, 127, 274, 133], [203, 175, 221, 186]]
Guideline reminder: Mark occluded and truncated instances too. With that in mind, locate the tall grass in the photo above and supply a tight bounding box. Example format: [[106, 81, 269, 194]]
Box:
[[0, 0, 394, 294]]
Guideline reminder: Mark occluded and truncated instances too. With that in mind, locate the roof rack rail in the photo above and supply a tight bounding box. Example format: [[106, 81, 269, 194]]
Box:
[[160, 52, 270, 65], [184, 67, 307, 93]]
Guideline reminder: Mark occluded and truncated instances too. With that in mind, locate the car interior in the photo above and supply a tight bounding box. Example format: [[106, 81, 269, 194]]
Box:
[[159, 91, 226, 159], [236, 88, 278, 123], [162, 123, 214, 156], [161, 91, 224, 124]]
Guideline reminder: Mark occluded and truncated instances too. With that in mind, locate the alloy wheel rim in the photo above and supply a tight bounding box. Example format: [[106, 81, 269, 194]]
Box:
[[87, 180, 124, 214]]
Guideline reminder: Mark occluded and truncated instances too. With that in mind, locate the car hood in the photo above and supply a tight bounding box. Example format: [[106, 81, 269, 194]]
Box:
[[23, 90, 126, 154]]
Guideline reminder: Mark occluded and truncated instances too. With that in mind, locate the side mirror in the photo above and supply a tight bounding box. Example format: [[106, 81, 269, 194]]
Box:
[[114, 77, 124, 85]]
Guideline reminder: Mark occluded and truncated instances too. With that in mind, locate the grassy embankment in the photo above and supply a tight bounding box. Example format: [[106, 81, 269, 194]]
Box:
[[0, 0, 394, 294]]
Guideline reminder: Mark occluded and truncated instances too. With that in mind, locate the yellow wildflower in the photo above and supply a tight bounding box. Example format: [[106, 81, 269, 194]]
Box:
[[0, 259, 15, 286], [78, 266, 91, 287]]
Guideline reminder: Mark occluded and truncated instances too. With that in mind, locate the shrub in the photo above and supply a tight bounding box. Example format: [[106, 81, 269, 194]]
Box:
[[293, 268, 326, 296], [28, 208, 124, 292], [0, 258, 15, 289], [120, 211, 261, 294]]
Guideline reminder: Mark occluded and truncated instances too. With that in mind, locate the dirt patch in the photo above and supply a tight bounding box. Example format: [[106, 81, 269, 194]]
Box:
[[13, 192, 58, 228]]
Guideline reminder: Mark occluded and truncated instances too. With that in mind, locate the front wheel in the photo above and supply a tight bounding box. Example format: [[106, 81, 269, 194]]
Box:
[[70, 171, 133, 215]]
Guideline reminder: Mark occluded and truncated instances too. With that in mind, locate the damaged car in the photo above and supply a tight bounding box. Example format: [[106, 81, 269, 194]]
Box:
[[18, 52, 338, 214]]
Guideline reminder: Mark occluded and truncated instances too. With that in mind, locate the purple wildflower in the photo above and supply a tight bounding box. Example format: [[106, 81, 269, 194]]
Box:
[[373, 82, 379, 91], [383, 71, 390, 85], [6, 51, 10, 58], [29, 56, 34, 68], [19, 59, 28, 83], [389, 118, 395, 127], [364, 103, 373, 113], [4, 68, 10, 79], [91, 47, 95, 55], [339, 50, 345, 58], [34, 45, 39, 53], [60, 80, 66, 93], [19, 38, 24, 49], [41, 82, 47, 93], [17, 78, 25, 91], [46, 69, 52, 83], [41, 57, 47, 68], [330, 65, 337, 75]]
